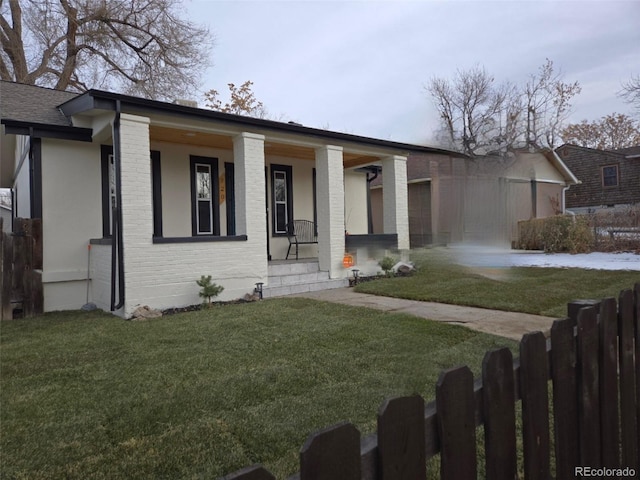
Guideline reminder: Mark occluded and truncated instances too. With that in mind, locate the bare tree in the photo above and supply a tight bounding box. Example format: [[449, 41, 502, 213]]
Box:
[[524, 59, 581, 148], [427, 66, 520, 156], [426, 59, 580, 155], [204, 81, 268, 118], [0, 0, 213, 100], [619, 74, 640, 114], [561, 113, 640, 150]]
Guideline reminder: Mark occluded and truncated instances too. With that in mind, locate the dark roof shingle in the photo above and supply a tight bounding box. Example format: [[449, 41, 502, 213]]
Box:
[[1, 81, 78, 126]]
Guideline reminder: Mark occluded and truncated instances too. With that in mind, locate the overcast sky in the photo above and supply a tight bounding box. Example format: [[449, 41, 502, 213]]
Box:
[[187, 0, 640, 145]]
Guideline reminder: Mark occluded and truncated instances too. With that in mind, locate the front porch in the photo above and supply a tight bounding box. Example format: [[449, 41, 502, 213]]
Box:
[[52, 91, 411, 315], [262, 230, 399, 298]]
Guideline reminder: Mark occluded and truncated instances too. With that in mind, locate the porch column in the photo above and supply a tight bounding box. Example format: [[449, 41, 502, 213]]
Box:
[[382, 155, 410, 250], [118, 113, 152, 317], [315, 145, 345, 278], [233, 133, 268, 283]]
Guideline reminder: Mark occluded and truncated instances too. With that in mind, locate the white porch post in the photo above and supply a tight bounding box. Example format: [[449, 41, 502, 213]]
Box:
[[315, 145, 345, 278], [233, 132, 268, 276], [118, 113, 152, 317], [233, 133, 266, 237], [382, 155, 410, 250]]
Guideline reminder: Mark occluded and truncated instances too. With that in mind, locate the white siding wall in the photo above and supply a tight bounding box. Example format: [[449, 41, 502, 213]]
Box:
[[89, 243, 112, 311], [41, 139, 102, 311]]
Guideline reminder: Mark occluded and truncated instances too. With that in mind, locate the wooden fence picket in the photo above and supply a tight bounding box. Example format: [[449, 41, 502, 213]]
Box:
[[519, 331, 550, 480], [0, 218, 43, 319], [618, 289, 639, 471], [482, 348, 517, 480], [299, 422, 360, 480], [550, 317, 579, 479], [576, 306, 601, 469], [377, 395, 425, 480], [598, 297, 620, 469], [436, 366, 476, 480], [1, 224, 12, 320], [221, 464, 275, 480]]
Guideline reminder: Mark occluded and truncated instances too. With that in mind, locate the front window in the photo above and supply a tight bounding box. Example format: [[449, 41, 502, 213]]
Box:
[[271, 164, 293, 236], [602, 165, 618, 187], [190, 156, 219, 236]]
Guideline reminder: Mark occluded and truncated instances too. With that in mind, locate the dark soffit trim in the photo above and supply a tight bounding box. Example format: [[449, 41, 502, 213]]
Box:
[[1, 119, 93, 142]]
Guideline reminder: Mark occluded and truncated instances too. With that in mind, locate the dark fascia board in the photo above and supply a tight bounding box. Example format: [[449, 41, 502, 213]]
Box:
[[1, 119, 93, 142], [59, 89, 468, 158]]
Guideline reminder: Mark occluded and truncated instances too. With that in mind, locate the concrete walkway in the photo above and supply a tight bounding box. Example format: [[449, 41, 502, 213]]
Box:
[[293, 288, 558, 341]]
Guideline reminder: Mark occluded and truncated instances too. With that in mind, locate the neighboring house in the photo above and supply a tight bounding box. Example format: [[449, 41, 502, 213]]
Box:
[[371, 149, 578, 247], [556, 144, 640, 213], [0, 81, 459, 317]]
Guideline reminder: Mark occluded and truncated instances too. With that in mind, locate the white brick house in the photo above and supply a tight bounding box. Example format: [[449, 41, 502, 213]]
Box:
[[1, 81, 458, 317]]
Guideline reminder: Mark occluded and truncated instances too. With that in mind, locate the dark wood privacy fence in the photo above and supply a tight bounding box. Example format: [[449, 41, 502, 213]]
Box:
[[222, 285, 640, 480], [0, 217, 43, 319]]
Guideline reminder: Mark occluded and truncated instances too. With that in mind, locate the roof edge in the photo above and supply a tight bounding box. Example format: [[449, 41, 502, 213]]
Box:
[[59, 89, 468, 158]]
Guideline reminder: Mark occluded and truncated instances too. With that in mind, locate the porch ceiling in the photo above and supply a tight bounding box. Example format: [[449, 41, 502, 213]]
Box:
[[149, 125, 380, 167]]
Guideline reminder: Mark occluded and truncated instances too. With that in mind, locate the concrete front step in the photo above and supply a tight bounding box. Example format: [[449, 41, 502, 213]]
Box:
[[268, 260, 319, 276], [267, 270, 330, 287], [262, 277, 349, 299]]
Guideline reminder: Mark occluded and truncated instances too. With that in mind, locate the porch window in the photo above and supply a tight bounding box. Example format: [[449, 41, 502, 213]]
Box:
[[190, 156, 220, 236], [271, 164, 293, 236], [602, 165, 618, 187], [100, 145, 117, 237]]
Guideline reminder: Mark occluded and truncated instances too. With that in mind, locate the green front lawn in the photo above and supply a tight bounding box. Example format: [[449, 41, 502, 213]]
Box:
[[1, 299, 515, 479], [355, 249, 639, 318]]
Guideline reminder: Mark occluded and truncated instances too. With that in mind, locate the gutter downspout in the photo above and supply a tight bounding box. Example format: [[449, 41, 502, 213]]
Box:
[[111, 100, 125, 311]]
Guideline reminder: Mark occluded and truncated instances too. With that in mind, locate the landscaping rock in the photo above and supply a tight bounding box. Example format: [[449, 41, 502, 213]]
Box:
[[393, 261, 415, 274], [131, 305, 163, 320], [243, 292, 260, 302]]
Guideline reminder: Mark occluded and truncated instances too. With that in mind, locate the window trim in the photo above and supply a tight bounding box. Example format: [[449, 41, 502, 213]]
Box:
[[225, 162, 235, 236], [601, 164, 619, 188], [100, 145, 114, 238], [190, 156, 220, 236], [270, 164, 293, 236], [151, 150, 162, 237]]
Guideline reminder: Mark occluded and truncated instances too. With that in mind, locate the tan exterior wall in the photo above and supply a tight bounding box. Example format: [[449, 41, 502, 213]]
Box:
[[344, 170, 368, 235], [151, 141, 235, 237], [266, 155, 317, 260], [504, 152, 566, 183], [537, 182, 564, 218], [370, 187, 383, 234]]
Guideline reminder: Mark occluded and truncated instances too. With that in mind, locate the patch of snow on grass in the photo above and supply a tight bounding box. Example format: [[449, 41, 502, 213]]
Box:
[[448, 245, 640, 271]]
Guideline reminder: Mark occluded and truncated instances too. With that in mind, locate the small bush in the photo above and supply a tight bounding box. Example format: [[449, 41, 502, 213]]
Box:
[[378, 256, 396, 277], [517, 215, 593, 253], [196, 275, 224, 307]]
